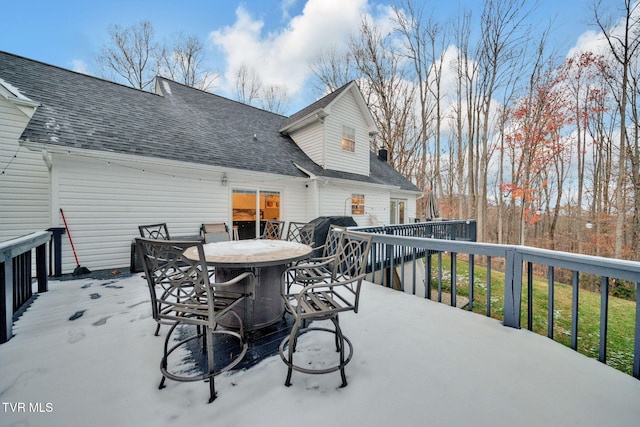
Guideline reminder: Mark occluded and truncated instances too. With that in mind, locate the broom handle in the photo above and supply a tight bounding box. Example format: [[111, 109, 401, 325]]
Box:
[[60, 208, 80, 266]]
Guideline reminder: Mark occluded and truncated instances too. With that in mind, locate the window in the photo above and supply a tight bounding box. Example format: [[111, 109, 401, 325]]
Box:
[[351, 194, 365, 215], [341, 125, 355, 152], [232, 189, 280, 239], [390, 198, 407, 224]]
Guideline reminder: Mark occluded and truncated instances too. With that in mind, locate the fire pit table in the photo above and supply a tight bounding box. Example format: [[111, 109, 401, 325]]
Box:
[[184, 239, 312, 331]]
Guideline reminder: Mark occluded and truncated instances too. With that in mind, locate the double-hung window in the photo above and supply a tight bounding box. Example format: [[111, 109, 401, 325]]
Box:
[[341, 125, 355, 152], [351, 194, 365, 215]]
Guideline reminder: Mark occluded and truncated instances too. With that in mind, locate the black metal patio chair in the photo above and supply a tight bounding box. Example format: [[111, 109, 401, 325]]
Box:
[[138, 223, 171, 240], [261, 219, 285, 240], [284, 221, 315, 246], [136, 237, 254, 403], [279, 230, 372, 388]]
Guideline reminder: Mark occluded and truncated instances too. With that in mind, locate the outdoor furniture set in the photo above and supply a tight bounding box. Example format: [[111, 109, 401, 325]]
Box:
[[135, 220, 372, 402]]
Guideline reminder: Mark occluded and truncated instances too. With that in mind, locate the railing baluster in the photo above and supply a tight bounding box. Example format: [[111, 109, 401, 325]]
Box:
[[468, 254, 474, 311], [425, 253, 432, 300], [599, 276, 609, 364], [451, 252, 457, 307], [527, 262, 534, 331], [571, 271, 580, 351], [634, 283, 640, 379], [437, 252, 443, 303], [548, 266, 555, 339], [411, 248, 417, 295], [486, 256, 492, 317]]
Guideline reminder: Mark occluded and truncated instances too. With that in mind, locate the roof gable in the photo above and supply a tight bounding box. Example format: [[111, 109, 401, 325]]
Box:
[[279, 81, 378, 135]]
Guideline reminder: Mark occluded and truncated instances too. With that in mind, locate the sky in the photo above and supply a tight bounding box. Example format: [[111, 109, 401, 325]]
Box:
[[0, 0, 623, 114], [1, 272, 639, 426]]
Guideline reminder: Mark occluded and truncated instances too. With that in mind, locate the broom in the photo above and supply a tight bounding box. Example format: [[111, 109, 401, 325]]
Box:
[[60, 208, 91, 275]]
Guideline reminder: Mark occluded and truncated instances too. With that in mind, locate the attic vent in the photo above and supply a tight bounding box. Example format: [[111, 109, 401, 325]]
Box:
[[378, 149, 388, 162]]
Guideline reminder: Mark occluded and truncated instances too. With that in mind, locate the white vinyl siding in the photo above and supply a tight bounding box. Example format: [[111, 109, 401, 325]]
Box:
[[288, 122, 325, 166], [51, 154, 310, 272], [323, 91, 369, 176], [317, 182, 391, 226], [0, 97, 50, 243]]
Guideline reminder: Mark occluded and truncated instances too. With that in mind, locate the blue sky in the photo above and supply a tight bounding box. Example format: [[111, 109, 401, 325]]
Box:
[[0, 0, 620, 114]]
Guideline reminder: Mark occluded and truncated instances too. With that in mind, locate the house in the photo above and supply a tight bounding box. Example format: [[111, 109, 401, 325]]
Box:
[[0, 51, 420, 273]]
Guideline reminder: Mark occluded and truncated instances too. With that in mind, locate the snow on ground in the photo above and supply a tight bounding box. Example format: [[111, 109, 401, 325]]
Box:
[[1, 273, 639, 426]]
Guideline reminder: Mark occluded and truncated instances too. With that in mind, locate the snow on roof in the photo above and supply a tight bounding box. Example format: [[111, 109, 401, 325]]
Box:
[[0, 77, 33, 102]]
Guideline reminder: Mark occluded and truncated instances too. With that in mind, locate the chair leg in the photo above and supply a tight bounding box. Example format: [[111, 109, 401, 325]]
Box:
[[332, 316, 348, 388], [154, 322, 161, 336], [284, 318, 302, 387], [159, 321, 177, 389], [206, 326, 217, 403], [333, 316, 341, 351]]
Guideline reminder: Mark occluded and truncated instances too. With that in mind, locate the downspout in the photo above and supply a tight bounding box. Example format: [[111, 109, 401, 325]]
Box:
[[40, 148, 57, 228], [319, 112, 327, 169]]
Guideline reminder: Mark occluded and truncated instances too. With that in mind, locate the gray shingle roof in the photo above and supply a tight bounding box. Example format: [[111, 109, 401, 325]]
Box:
[[0, 51, 419, 192], [280, 81, 352, 130]]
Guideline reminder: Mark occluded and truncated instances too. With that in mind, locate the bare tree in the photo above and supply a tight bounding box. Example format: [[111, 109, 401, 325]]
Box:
[[594, 0, 640, 258], [158, 33, 218, 92], [233, 64, 262, 105], [450, 9, 474, 220], [309, 46, 356, 96], [260, 84, 290, 115], [393, 1, 443, 209], [349, 17, 418, 178], [97, 21, 158, 90], [473, 0, 533, 242]]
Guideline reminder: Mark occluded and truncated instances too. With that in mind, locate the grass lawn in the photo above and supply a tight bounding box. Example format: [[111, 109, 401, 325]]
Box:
[[427, 254, 637, 376]]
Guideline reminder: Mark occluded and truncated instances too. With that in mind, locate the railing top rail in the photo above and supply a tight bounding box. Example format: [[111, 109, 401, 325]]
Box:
[[354, 232, 640, 283], [353, 232, 509, 258], [0, 231, 52, 262], [516, 245, 640, 282], [352, 220, 475, 231]]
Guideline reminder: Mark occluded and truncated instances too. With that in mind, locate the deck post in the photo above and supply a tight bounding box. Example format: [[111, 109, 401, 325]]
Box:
[[1, 248, 13, 343], [503, 248, 523, 329]]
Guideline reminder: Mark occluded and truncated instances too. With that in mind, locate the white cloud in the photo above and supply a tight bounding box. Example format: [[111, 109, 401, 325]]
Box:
[[567, 29, 608, 58], [209, 0, 372, 100], [567, 2, 640, 59], [281, 0, 298, 20]]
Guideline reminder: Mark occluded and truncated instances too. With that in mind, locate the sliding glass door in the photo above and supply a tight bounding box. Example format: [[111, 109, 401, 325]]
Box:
[[232, 189, 280, 239]]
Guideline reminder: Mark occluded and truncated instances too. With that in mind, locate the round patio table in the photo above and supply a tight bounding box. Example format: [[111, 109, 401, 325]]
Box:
[[184, 239, 312, 331]]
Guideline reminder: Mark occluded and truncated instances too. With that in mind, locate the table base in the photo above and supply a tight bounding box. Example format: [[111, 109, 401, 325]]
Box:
[[215, 264, 285, 331]]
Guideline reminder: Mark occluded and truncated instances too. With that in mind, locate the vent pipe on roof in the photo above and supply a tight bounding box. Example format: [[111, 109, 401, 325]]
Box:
[[378, 148, 388, 162]]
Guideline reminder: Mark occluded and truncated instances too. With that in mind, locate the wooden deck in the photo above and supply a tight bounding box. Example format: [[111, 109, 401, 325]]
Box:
[[64, 269, 295, 373], [3, 270, 640, 426]]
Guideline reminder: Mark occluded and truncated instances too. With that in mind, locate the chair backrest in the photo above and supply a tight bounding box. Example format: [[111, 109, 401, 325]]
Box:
[[262, 219, 285, 240], [135, 237, 212, 325], [332, 231, 372, 282], [322, 224, 345, 258], [201, 223, 230, 243], [138, 223, 170, 240], [285, 222, 315, 245]]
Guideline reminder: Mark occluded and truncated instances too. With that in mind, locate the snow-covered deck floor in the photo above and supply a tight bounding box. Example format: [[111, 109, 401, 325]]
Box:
[[1, 273, 639, 426]]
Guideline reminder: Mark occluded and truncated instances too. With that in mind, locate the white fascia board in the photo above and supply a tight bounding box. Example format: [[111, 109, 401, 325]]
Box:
[[279, 109, 329, 134]]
